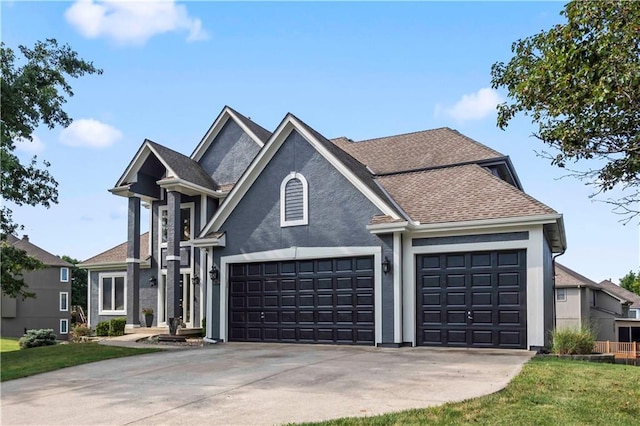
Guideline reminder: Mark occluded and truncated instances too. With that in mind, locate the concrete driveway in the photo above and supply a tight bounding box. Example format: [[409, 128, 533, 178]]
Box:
[[1, 343, 533, 425]]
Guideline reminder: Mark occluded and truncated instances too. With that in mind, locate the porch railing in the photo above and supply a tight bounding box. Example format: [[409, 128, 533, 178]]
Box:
[[595, 341, 639, 360]]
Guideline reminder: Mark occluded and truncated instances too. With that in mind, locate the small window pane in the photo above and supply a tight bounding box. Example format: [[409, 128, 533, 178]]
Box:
[[102, 278, 113, 311], [115, 276, 125, 311], [181, 208, 191, 241], [60, 267, 69, 282], [556, 288, 566, 301], [161, 210, 168, 243], [60, 292, 68, 311], [60, 319, 68, 334]]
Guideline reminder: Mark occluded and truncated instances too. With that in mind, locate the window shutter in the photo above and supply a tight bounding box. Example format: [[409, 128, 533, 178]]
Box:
[[285, 178, 304, 221]]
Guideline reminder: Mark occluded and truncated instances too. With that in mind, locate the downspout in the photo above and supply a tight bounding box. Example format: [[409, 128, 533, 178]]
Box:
[[552, 249, 566, 331]]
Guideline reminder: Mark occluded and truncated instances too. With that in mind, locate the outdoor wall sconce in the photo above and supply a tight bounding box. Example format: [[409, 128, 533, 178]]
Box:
[[149, 276, 157, 287], [209, 265, 219, 282], [192, 275, 200, 286], [382, 257, 391, 275]]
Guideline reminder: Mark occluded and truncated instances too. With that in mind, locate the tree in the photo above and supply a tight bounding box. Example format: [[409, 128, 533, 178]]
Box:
[[0, 241, 42, 299], [490, 1, 640, 221], [1, 39, 102, 298], [619, 270, 640, 296], [62, 255, 87, 313]]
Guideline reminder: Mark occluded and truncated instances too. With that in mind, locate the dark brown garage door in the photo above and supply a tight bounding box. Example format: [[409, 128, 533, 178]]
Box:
[[229, 256, 375, 345], [416, 250, 527, 349]]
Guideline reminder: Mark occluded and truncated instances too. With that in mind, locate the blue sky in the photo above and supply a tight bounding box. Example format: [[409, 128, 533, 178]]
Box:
[[2, 1, 638, 283]]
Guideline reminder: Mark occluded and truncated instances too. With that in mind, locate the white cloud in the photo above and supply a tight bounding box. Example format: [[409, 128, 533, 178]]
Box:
[[439, 88, 503, 122], [59, 118, 123, 148], [64, 0, 209, 46], [15, 135, 46, 155]]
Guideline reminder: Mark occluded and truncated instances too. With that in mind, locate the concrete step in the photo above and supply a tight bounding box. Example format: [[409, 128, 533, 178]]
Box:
[[126, 326, 168, 335]]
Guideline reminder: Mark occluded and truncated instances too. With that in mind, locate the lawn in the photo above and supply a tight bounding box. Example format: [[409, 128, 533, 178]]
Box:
[[1, 342, 162, 381], [0, 337, 20, 353], [301, 357, 640, 426]]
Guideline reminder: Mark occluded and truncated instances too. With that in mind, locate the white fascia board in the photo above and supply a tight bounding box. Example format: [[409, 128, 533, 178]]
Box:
[[193, 234, 226, 248], [366, 221, 410, 234], [80, 261, 151, 271], [289, 116, 400, 220], [408, 214, 563, 234], [156, 178, 223, 198], [200, 116, 400, 237], [191, 108, 265, 162]]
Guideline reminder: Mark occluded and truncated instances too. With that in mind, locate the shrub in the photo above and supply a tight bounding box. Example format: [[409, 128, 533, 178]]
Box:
[[551, 326, 595, 355], [71, 323, 92, 343], [18, 329, 57, 349], [96, 321, 110, 336], [201, 317, 206, 337], [108, 317, 127, 336]]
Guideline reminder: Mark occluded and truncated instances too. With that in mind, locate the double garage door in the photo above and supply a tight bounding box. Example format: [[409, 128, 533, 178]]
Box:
[[229, 256, 375, 345], [416, 250, 527, 349]]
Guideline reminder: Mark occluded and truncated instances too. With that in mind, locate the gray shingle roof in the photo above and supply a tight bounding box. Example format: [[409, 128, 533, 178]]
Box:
[[226, 106, 272, 144], [375, 164, 556, 224], [599, 280, 640, 308], [5, 235, 72, 267], [331, 128, 503, 174], [80, 232, 150, 266], [146, 140, 218, 190], [555, 263, 599, 289]]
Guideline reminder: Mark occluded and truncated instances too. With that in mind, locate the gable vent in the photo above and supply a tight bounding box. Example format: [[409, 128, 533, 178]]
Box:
[[285, 178, 304, 221]]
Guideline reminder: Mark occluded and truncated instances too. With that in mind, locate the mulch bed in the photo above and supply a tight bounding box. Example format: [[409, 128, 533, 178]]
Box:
[[139, 336, 205, 347]]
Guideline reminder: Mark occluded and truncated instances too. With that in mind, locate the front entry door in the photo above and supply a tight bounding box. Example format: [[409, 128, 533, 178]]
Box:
[[159, 272, 193, 327]]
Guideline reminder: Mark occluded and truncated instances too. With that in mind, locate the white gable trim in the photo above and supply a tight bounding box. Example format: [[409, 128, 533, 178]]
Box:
[[191, 107, 265, 162], [115, 141, 178, 188], [199, 115, 400, 237]]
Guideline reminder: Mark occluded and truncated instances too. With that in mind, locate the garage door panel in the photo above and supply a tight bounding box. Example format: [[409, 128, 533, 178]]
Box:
[[229, 256, 375, 345], [417, 250, 526, 349]]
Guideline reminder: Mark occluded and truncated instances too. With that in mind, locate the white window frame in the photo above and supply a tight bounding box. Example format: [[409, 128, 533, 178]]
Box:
[[60, 267, 69, 282], [556, 288, 567, 302], [280, 172, 308, 227], [60, 319, 68, 335], [60, 292, 69, 311], [98, 272, 127, 315], [158, 202, 195, 249]]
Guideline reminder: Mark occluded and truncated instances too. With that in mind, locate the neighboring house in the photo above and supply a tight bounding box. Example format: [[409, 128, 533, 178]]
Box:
[[1, 235, 73, 338], [554, 263, 639, 342], [83, 106, 566, 350], [598, 279, 640, 343]]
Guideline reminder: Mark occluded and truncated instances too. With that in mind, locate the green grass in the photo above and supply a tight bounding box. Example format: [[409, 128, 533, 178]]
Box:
[[300, 357, 640, 426], [1, 342, 162, 381], [0, 337, 20, 353]]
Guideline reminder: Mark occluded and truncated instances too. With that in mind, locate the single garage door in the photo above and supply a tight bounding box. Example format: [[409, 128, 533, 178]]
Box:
[[416, 250, 527, 349], [229, 256, 375, 345]]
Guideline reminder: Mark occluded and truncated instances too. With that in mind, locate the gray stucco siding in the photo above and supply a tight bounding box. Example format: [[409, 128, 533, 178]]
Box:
[[199, 120, 261, 186], [213, 129, 395, 343]]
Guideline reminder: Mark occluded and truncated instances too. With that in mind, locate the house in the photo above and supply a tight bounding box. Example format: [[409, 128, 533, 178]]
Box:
[[554, 263, 639, 342], [1, 235, 73, 338], [82, 106, 566, 350]]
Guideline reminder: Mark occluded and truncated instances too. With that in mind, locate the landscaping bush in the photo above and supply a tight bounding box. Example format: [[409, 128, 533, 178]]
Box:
[[96, 321, 110, 337], [551, 326, 595, 355], [70, 323, 92, 343], [108, 318, 127, 337], [201, 317, 206, 337], [18, 329, 57, 349]]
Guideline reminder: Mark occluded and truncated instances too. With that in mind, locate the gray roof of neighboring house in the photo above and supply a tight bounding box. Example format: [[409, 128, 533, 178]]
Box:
[[80, 232, 150, 267], [146, 140, 218, 190], [599, 280, 640, 309], [5, 235, 72, 267], [555, 263, 599, 289]]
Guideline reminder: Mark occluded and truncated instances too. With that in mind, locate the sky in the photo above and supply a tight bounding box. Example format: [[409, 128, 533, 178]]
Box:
[[2, 1, 638, 284]]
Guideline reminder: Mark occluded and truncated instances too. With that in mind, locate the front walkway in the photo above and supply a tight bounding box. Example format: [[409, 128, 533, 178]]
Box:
[[1, 343, 533, 425]]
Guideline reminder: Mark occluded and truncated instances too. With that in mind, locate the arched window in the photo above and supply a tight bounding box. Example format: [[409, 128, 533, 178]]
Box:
[[280, 172, 308, 227]]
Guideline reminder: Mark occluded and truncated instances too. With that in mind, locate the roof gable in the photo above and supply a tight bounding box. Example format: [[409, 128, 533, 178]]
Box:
[[191, 106, 271, 161], [199, 114, 402, 237], [555, 263, 598, 289], [375, 164, 556, 225], [599, 280, 640, 308], [80, 232, 150, 267], [331, 127, 504, 174]]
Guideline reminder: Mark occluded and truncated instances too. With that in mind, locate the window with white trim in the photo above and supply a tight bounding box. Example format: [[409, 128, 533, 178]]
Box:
[[60, 319, 68, 335], [60, 292, 68, 311], [99, 273, 126, 314], [60, 267, 69, 282], [556, 288, 566, 302], [280, 172, 308, 227], [159, 204, 194, 244]]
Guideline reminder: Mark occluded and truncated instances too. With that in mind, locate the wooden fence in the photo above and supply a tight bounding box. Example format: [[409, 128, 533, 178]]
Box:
[[595, 341, 639, 361]]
